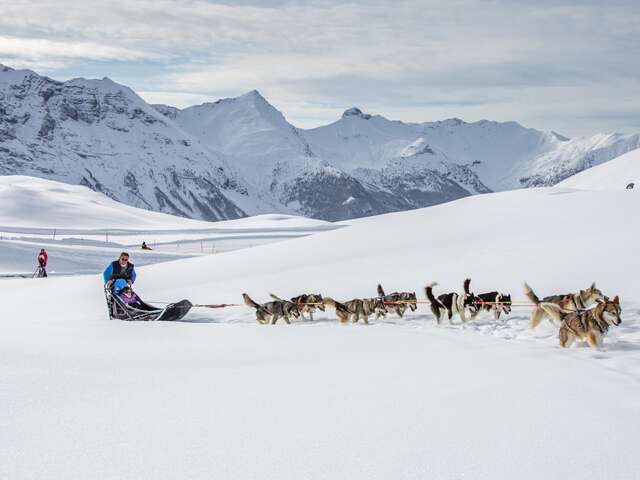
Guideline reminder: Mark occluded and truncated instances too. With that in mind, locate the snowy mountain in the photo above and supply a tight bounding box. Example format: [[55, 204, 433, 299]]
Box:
[[302, 110, 640, 191], [153, 91, 411, 220], [557, 147, 640, 190], [2, 64, 639, 221], [0, 65, 247, 221]]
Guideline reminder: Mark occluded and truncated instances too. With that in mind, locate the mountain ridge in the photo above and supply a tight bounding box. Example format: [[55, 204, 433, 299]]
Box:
[[1, 64, 639, 221]]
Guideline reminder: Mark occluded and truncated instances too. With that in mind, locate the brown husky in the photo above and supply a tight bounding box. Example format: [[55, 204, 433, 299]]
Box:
[[523, 282, 604, 329], [243, 294, 300, 324], [538, 297, 622, 349], [342, 298, 387, 324], [270, 293, 325, 321], [322, 297, 353, 323]]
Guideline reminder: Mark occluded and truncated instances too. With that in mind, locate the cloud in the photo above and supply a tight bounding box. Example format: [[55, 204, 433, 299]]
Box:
[[0, 35, 155, 64], [0, 0, 638, 135]]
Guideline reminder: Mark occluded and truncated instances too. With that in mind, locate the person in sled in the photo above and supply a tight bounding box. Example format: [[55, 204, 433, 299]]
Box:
[[103, 252, 136, 290], [37, 248, 48, 277], [117, 284, 144, 308], [141, 241, 153, 250]]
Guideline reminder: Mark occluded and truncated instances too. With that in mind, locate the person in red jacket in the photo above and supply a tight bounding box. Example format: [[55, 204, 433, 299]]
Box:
[[37, 248, 48, 267], [37, 248, 48, 277]]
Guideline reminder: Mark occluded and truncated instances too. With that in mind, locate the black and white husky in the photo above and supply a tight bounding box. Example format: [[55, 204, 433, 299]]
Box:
[[425, 279, 479, 324], [470, 292, 512, 320]]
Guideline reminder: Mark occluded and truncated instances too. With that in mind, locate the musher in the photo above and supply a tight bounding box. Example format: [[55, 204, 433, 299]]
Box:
[[103, 251, 137, 293]]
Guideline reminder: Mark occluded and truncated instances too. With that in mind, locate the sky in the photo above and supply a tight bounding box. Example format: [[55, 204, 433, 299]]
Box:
[[0, 0, 638, 136]]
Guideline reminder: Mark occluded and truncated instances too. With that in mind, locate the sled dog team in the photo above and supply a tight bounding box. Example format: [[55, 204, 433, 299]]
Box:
[[243, 279, 622, 350]]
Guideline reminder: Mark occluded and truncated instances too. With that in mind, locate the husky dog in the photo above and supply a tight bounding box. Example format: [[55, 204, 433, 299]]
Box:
[[243, 294, 301, 324], [270, 293, 325, 321], [425, 279, 479, 324], [377, 284, 417, 317], [322, 297, 353, 323], [470, 292, 512, 320], [342, 298, 387, 324], [523, 282, 605, 329], [537, 296, 621, 349]]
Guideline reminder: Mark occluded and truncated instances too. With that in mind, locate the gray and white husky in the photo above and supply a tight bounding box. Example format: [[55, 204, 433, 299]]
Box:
[[342, 298, 388, 324], [243, 293, 301, 324], [270, 293, 325, 321], [377, 284, 417, 317]]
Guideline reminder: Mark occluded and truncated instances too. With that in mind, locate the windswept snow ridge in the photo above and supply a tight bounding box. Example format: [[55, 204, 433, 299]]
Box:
[[1, 63, 639, 221]]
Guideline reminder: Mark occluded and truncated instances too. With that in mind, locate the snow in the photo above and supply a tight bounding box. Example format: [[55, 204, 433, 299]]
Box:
[[0, 175, 339, 275], [0, 175, 334, 230], [0, 175, 215, 229], [1, 186, 640, 479], [558, 147, 640, 190]]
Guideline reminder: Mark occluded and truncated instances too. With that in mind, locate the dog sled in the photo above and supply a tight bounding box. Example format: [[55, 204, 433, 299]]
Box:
[[104, 284, 192, 321]]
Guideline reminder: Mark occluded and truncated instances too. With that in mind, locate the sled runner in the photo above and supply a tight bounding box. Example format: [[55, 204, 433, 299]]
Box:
[[104, 284, 192, 321]]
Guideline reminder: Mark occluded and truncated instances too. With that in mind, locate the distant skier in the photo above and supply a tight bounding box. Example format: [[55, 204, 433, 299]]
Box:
[[103, 252, 136, 292], [36, 248, 48, 278], [627, 182, 635, 190], [141, 241, 153, 250]]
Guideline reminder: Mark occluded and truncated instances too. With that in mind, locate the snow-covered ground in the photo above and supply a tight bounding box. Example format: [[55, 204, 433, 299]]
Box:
[[1, 185, 639, 479], [0, 176, 339, 275], [558, 147, 640, 190]]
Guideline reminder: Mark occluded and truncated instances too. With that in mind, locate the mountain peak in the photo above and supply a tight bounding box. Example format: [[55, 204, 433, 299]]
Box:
[[342, 107, 372, 120], [239, 89, 267, 102], [551, 131, 570, 142]]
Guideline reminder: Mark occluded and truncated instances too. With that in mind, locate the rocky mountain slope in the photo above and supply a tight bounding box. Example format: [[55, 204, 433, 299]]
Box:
[[1, 64, 639, 221], [0, 65, 246, 221]]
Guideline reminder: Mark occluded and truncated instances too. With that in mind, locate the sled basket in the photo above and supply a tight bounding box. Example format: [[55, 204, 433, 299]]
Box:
[[104, 284, 192, 321]]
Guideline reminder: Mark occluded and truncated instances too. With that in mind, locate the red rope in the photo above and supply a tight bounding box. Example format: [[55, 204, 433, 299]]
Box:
[[193, 303, 241, 309]]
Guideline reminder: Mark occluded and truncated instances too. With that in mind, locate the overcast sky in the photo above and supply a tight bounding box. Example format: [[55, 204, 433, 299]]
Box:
[[0, 0, 638, 136]]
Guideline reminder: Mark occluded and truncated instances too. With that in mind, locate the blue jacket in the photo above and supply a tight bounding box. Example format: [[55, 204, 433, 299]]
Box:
[[103, 260, 136, 285]]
